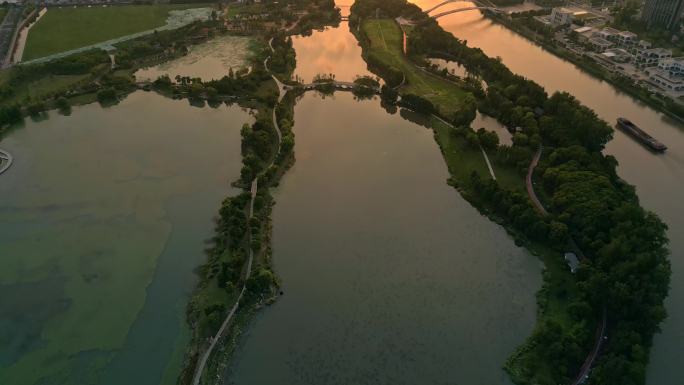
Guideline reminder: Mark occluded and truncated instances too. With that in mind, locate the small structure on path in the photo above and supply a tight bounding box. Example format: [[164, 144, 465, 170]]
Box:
[[564, 252, 580, 273]]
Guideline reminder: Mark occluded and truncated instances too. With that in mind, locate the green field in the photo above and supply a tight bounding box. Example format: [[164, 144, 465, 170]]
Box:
[[23, 5, 201, 61], [362, 19, 468, 117], [0, 8, 7, 24], [0, 70, 90, 104]]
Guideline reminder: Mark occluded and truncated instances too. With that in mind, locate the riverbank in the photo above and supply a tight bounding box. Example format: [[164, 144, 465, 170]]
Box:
[[487, 12, 684, 125]]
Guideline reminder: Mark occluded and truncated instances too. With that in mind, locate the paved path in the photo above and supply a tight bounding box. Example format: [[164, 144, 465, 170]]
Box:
[[480, 145, 496, 180], [571, 309, 607, 385], [0, 149, 13, 175], [526, 145, 547, 215]]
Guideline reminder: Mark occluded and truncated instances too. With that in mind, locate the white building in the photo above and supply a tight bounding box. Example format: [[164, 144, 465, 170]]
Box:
[[616, 31, 638, 47], [551, 8, 575, 26], [636, 47, 672, 68], [658, 57, 684, 76], [550, 7, 590, 26], [647, 70, 684, 92]]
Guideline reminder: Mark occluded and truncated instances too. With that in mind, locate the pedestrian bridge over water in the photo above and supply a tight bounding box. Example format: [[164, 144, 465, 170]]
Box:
[[425, 0, 502, 19]]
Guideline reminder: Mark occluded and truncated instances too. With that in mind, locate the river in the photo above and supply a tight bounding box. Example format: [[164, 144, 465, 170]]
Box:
[[0, 92, 251, 385], [224, 17, 540, 385], [411, 1, 684, 383]]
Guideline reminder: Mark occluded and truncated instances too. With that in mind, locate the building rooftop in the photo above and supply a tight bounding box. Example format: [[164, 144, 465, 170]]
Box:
[[602, 27, 621, 34], [574, 26, 593, 34], [618, 31, 638, 38]]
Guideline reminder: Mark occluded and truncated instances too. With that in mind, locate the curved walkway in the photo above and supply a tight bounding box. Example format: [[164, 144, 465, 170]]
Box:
[[0, 149, 13, 175], [526, 145, 547, 215], [572, 309, 607, 385], [191, 37, 285, 385], [526, 144, 607, 385]]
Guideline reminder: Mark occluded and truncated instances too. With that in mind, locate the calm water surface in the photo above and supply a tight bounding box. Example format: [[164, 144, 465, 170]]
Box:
[[291, 23, 374, 83], [227, 91, 540, 385], [135, 35, 253, 82], [225, 17, 541, 384], [412, 1, 684, 382], [0, 92, 250, 385]]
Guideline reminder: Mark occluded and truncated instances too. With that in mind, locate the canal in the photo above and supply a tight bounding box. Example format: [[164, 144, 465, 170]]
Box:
[[411, 1, 684, 383], [224, 15, 540, 385], [0, 92, 251, 385]]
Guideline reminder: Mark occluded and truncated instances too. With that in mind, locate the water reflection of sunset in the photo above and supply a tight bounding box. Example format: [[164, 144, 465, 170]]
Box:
[[292, 25, 375, 83]]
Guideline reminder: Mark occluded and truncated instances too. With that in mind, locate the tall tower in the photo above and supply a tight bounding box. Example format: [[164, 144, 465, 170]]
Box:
[[641, 0, 684, 30]]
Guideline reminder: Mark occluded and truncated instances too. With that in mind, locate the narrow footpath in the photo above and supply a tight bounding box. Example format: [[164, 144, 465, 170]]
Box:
[[191, 40, 284, 385]]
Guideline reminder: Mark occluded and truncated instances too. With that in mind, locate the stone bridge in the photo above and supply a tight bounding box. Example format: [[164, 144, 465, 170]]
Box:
[[288, 81, 380, 93]]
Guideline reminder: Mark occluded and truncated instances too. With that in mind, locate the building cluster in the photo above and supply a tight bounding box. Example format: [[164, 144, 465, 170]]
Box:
[[535, 0, 684, 96], [569, 24, 684, 92]]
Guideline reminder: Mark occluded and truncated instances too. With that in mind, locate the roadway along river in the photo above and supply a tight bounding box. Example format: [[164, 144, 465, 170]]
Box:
[[224, 19, 541, 385], [412, 1, 684, 383]]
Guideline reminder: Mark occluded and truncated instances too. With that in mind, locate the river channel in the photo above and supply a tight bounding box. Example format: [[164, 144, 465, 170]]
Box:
[[0, 92, 251, 385], [224, 17, 540, 385], [411, 1, 684, 382]]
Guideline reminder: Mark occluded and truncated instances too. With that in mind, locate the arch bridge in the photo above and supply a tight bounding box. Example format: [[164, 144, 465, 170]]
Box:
[[425, 0, 499, 14], [431, 6, 502, 19]]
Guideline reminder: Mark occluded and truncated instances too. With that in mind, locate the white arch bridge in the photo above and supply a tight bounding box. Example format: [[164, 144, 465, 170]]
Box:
[[425, 0, 502, 19]]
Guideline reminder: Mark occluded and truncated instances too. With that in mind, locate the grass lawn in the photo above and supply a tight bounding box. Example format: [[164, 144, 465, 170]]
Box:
[[0, 72, 90, 104], [0, 8, 7, 23], [431, 115, 526, 190], [23, 5, 202, 61], [362, 19, 469, 118]]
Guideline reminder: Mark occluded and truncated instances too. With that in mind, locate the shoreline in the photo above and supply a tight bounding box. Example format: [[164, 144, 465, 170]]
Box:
[[487, 13, 684, 126]]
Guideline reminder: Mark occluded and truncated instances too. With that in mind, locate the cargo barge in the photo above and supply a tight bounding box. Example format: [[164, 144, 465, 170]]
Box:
[[616, 118, 667, 152]]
